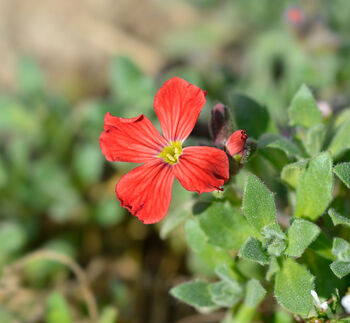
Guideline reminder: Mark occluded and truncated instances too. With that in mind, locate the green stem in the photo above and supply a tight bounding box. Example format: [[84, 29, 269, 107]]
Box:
[[230, 304, 256, 323]]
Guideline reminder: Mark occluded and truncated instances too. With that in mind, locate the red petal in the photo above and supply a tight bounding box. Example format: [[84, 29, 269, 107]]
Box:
[[116, 160, 175, 224], [226, 130, 248, 156], [100, 112, 167, 163], [154, 77, 207, 142], [173, 146, 229, 193]]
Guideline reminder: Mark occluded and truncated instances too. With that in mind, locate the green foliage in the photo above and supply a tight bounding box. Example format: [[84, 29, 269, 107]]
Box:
[[288, 84, 322, 129], [281, 160, 308, 189], [45, 292, 72, 323], [242, 174, 280, 237], [285, 219, 320, 258], [328, 120, 350, 159], [229, 94, 270, 139], [209, 281, 243, 307], [294, 152, 333, 220], [98, 307, 118, 323], [330, 238, 350, 278], [275, 258, 315, 316], [328, 209, 350, 227], [170, 280, 215, 308], [245, 279, 266, 308], [334, 162, 350, 188], [239, 237, 269, 265], [258, 134, 302, 158], [303, 124, 326, 156], [198, 202, 254, 250]]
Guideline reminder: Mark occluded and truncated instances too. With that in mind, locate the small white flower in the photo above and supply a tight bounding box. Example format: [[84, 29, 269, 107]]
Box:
[[341, 294, 350, 313], [311, 290, 329, 312]]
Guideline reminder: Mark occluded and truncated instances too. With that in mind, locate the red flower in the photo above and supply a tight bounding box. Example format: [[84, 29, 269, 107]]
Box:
[[226, 130, 248, 157], [100, 77, 229, 224]]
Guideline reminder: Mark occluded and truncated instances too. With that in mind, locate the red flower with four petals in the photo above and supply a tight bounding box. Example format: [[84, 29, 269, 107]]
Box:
[[100, 77, 230, 224]]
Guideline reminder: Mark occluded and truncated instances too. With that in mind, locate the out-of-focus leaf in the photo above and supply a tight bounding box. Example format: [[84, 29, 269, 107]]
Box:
[[198, 202, 255, 250], [242, 174, 280, 236], [109, 56, 154, 116], [45, 292, 72, 323], [73, 143, 104, 185], [288, 84, 322, 129], [170, 280, 215, 308], [285, 219, 320, 258], [208, 281, 242, 307], [185, 219, 232, 272], [94, 199, 125, 228], [281, 160, 308, 189], [273, 310, 294, 323], [303, 124, 326, 156], [239, 237, 269, 265], [258, 134, 302, 158], [17, 57, 44, 97], [98, 306, 118, 323], [275, 258, 314, 316], [334, 162, 350, 189], [245, 279, 266, 308], [294, 152, 333, 221], [229, 94, 269, 139], [215, 263, 241, 284], [328, 120, 350, 159]]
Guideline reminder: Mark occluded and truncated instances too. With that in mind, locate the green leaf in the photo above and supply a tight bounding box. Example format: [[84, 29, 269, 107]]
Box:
[[242, 174, 279, 236], [170, 280, 215, 308], [98, 307, 118, 323], [259, 134, 302, 158], [334, 162, 350, 189], [275, 258, 315, 316], [239, 237, 269, 265], [208, 281, 243, 307], [285, 219, 320, 258], [294, 152, 333, 221], [328, 120, 350, 159], [330, 261, 350, 278], [328, 209, 350, 227], [332, 237, 350, 262], [266, 257, 280, 281], [45, 292, 72, 323], [303, 124, 326, 156], [215, 263, 241, 284], [229, 94, 269, 139], [267, 239, 286, 257], [185, 219, 232, 271], [288, 84, 322, 129], [245, 279, 266, 308], [198, 202, 255, 250], [281, 160, 308, 189]]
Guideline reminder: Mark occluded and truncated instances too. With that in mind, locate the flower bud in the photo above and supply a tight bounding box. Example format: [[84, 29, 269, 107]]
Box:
[[210, 103, 232, 148]]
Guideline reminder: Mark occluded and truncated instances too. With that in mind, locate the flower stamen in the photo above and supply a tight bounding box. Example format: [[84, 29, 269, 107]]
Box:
[[158, 141, 183, 165]]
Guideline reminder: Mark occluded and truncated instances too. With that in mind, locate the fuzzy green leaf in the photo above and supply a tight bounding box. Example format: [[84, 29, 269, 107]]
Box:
[[330, 261, 350, 279], [303, 124, 326, 156], [185, 219, 232, 271], [275, 258, 315, 316], [328, 120, 350, 159], [334, 162, 350, 189], [285, 219, 320, 257], [328, 209, 350, 227], [258, 134, 302, 158], [245, 279, 266, 308], [288, 84, 322, 129], [266, 257, 280, 281], [294, 152, 333, 220], [281, 160, 308, 189], [332, 237, 350, 262], [239, 237, 269, 265], [215, 263, 241, 284], [208, 281, 243, 307], [170, 280, 215, 308], [243, 174, 279, 236], [199, 202, 255, 250]]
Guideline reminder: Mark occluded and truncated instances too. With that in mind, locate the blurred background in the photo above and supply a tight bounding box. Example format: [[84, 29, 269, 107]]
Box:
[[1, 0, 350, 322]]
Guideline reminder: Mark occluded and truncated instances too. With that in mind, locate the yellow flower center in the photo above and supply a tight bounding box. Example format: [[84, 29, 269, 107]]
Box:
[[158, 141, 183, 165]]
